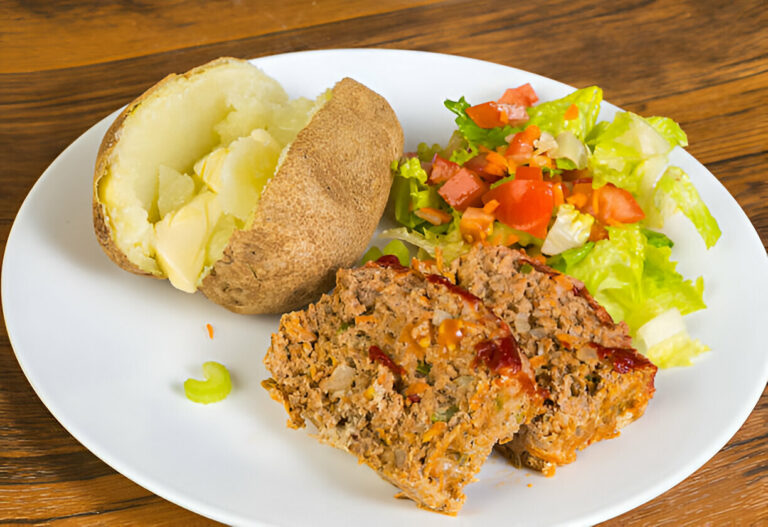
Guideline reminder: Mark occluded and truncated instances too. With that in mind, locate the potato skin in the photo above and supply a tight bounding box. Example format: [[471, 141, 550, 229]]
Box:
[[199, 77, 403, 314]]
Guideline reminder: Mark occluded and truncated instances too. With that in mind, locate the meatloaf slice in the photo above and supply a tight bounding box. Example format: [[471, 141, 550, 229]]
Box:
[[263, 256, 539, 514], [450, 244, 657, 476]]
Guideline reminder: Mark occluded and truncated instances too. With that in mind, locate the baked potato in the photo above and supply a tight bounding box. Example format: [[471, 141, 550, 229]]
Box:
[[93, 57, 403, 314]]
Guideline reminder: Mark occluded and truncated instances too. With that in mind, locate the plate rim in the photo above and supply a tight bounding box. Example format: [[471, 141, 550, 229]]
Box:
[[3, 47, 767, 527]]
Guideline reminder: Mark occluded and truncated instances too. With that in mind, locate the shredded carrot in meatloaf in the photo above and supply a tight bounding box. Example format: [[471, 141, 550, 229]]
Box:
[[354, 315, 376, 325]]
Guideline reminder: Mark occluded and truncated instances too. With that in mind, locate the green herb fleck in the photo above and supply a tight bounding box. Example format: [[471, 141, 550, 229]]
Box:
[[415, 360, 432, 377], [519, 263, 533, 274], [431, 405, 459, 423]]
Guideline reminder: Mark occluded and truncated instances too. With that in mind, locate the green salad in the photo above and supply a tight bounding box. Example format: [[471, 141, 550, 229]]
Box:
[[376, 83, 720, 368]]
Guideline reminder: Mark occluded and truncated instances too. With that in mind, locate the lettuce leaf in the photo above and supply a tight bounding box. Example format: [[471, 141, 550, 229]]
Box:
[[526, 86, 603, 141], [444, 97, 515, 150], [653, 166, 721, 248], [644, 332, 709, 368], [557, 224, 707, 339], [547, 242, 595, 272], [635, 308, 708, 368], [389, 157, 445, 229], [565, 224, 646, 325], [381, 217, 470, 264], [589, 111, 674, 193], [645, 116, 688, 148]]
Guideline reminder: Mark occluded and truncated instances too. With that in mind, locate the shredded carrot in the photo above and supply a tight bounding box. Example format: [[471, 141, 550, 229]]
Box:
[[566, 193, 588, 209], [422, 421, 447, 443], [205, 323, 214, 339], [460, 206, 495, 243], [414, 207, 452, 225], [435, 246, 444, 272], [523, 124, 542, 141], [529, 154, 554, 169], [553, 183, 565, 207], [592, 186, 601, 215], [564, 103, 579, 120], [406, 381, 430, 396], [483, 199, 501, 214], [485, 150, 509, 173], [555, 333, 577, 349], [529, 355, 547, 368], [355, 315, 376, 325]]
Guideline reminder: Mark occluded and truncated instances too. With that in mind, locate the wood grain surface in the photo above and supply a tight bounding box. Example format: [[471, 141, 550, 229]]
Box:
[[1, 0, 766, 525]]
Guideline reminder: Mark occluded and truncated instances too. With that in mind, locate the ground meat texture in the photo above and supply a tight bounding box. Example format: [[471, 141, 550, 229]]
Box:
[[449, 244, 657, 476], [263, 258, 539, 514]]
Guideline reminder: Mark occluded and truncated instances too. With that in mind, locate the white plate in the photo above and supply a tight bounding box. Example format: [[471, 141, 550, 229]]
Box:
[[3, 49, 767, 527]]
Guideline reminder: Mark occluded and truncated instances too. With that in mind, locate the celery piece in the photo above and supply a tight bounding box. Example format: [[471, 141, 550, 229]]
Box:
[[184, 361, 232, 404]]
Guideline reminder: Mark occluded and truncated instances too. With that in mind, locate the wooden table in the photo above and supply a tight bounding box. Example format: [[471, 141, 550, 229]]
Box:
[[2, 1, 766, 524]]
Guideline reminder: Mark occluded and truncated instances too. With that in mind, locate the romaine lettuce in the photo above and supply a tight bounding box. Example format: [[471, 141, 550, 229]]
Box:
[[556, 224, 706, 334], [390, 157, 445, 229], [635, 308, 708, 368], [652, 166, 721, 248], [526, 86, 603, 141], [589, 111, 674, 193], [444, 97, 515, 150]]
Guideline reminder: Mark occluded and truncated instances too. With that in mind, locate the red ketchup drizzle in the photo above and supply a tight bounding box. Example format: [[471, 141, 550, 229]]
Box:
[[375, 254, 409, 272], [368, 345, 405, 376], [425, 274, 481, 306], [591, 343, 656, 374], [474, 335, 522, 376]]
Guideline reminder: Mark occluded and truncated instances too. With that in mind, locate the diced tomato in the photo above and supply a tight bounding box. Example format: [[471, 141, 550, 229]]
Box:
[[429, 155, 461, 184], [514, 165, 543, 180], [506, 125, 541, 164], [482, 179, 554, 239], [498, 84, 539, 107], [594, 184, 645, 224], [466, 101, 508, 129], [589, 221, 609, 241], [464, 153, 507, 183], [565, 178, 645, 225], [494, 103, 530, 127], [560, 167, 591, 182], [438, 168, 489, 211]]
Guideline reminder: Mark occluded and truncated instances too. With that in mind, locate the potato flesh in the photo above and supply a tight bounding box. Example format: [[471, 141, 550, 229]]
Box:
[[98, 61, 323, 291]]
